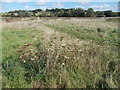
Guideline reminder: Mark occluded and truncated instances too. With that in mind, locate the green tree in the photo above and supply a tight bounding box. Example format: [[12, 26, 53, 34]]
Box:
[[86, 8, 95, 17], [17, 10, 26, 17], [112, 12, 118, 17], [71, 9, 77, 17], [11, 12, 15, 17], [76, 8, 85, 17], [67, 10, 72, 17], [104, 10, 114, 17], [59, 9, 64, 17], [95, 11, 105, 17]]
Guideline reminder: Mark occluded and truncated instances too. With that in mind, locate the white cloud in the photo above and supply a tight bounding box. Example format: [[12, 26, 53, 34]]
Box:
[[36, 0, 51, 6], [40, 6, 47, 11], [74, 6, 85, 9], [1, 0, 118, 3], [56, 0, 119, 2], [1, 0, 14, 3], [24, 5, 33, 10], [91, 4, 111, 11], [36, 2, 47, 6], [78, 0, 91, 4], [35, 0, 51, 11], [111, 5, 118, 12], [1, 0, 31, 3], [51, 2, 64, 8]]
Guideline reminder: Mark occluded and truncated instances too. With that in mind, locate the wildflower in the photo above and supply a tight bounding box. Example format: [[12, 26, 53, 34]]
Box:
[[23, 60, 26, 63], [34, 37, 37, 40], [64, 56, 70, 59], [62, 63, 65, 66], [56, 54, 60, 58], [61, 44, 66, 48], [78, 50, 83, 52], [34, 56, 37, 59], [31, 58, 34, 60], [77, 57, 79, 60], [33, 35, 37, 40], [24, 53, 29, 57], [64, 55, 66, 58], [20, 55, 23, 59], [29, 49, 33, 52], [76, 44, 79, 46]]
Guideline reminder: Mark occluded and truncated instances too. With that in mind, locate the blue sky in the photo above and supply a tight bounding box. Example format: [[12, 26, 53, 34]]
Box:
[[1, 1, 119, 12]]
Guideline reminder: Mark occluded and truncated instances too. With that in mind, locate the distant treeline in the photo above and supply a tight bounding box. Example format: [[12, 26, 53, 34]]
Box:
[[2, 8, 120, 17]]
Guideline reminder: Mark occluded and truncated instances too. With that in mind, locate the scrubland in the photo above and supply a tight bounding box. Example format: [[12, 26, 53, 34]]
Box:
[[2, 17, 119, 88]]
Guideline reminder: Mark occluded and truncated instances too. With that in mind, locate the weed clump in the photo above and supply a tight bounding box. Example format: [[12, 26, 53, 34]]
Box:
[[97, 27, 103, 32], [17, 43, 48, 83]]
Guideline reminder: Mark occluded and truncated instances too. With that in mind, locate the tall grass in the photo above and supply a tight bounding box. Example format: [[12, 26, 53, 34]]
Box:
[[2, 18, 119, 88]]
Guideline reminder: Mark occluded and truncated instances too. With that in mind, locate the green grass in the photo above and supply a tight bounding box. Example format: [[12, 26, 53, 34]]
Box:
[[2, 18, 119, 88], [45, 21, 118, 46], [106, 17, 120, 22], [2, 29, 43, 88]]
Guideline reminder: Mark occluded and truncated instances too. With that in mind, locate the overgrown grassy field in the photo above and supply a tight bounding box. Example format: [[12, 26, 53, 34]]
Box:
[[2, 18, 119, 88]]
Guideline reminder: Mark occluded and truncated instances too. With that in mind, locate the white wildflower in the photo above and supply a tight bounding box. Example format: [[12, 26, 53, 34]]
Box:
[[23, 60, 26, 63], [31, 58, 34, 60], [61, 44, 66, 48], [62, 63, 65, 66], [78, 50, 83, 52]]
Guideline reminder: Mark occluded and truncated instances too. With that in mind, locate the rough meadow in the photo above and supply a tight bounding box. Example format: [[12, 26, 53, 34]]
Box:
[[2, 17, 119, 88]]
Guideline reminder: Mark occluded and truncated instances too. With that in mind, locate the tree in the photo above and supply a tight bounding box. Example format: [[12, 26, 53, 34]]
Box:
[[67, 10, 72, 17], [76, 8, 85, 17], [71, 9, 77, 17], [62, 12, 69, 17], [32, 9, 42, 13], [11, 12, 15, 17], [95, 11, 104, 17], [58, 9, 64, 17], [112, 12, 118, 17], [50, 12, 55, 17], [86, 8, 95, 17], [24, 11, 32, 17], [17, 10, 26, 17], [104, 10, 114, 17], [3, 8, 119, 17]]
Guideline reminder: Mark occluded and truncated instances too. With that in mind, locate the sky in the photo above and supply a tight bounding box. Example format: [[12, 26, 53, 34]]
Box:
[[1, 0, 119, 12]]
